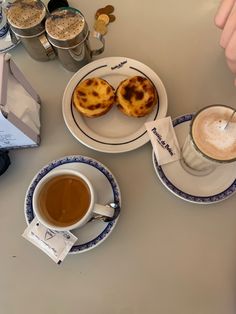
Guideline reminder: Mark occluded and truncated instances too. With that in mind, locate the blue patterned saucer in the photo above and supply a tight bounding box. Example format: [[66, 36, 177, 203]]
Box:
[[0, 30, 20, 53], [24, 155, 121, 254], [152, 114, 236, 204]]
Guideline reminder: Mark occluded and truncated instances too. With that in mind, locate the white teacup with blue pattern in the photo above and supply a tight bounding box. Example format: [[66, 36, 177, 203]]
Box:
[[33, 168, 115, 231]]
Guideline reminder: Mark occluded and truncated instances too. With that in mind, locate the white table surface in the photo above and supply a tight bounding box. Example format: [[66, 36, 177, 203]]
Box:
[[1, 1, 236, 313]]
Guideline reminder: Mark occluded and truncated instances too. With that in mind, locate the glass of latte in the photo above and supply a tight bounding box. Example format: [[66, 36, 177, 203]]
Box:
[[182, 105, 236, 175]]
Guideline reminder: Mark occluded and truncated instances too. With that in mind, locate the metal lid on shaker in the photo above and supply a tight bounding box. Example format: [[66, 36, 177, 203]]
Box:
[[6, 0, 47, 37], [45, 8, 89, 49]]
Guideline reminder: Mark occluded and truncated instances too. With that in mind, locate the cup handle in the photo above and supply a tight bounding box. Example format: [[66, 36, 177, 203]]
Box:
[[38, 34, 56, 60], [90, 30, 105, 57]]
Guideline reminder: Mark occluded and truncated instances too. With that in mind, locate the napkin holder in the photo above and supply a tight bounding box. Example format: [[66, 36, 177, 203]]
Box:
[[0, 53, 41, 150]]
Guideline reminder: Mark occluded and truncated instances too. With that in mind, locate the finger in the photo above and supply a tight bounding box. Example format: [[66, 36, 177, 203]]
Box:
[[226, 58, 236, 75], [220, 2, 236, 47], [215, 0, 236, 29], [225, 30, 236, 74]]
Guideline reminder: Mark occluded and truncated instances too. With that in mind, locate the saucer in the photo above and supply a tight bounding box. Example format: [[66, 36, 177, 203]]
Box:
[[24, 155, 121, 254], [0, 30, 20, 53], [152, 114, 236, 204]]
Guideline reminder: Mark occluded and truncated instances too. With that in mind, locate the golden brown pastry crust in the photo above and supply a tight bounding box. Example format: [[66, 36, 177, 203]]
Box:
[[116, 76, 158, 117], [72, 77, 115, 118]]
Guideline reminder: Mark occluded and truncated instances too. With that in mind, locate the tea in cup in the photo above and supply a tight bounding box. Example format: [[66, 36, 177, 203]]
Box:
[[33, 169, 115, 231], [181, 104, 236, 175]]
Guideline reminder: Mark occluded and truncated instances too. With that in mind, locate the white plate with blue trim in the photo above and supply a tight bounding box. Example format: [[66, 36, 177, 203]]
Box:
[[152, 114, 236, 204], [62, 56, 168, 153], [24, 155, 121, 254]]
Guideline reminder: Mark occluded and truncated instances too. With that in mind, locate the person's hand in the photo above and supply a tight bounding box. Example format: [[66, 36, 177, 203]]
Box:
[[215, 0, 236, 85]]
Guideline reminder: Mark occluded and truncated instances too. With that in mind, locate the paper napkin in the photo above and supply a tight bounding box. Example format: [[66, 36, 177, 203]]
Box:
[[145, 116, 181, 165]]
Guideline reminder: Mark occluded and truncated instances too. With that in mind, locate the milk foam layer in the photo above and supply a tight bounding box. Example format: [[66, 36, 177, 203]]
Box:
[[192, 106, 236, 161]]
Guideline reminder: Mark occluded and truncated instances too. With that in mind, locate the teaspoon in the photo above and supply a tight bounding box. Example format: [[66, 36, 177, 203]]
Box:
[[224, 108, 236, 129], [89, 202, 120, 223]]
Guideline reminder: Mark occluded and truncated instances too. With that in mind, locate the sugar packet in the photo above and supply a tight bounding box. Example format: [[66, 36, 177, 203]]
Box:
[[145, 116, 181, 165], [22, 218, 77, 264]]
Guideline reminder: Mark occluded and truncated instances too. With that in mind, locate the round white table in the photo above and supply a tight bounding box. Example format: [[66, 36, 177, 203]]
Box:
[[1, 1, 236, 313]]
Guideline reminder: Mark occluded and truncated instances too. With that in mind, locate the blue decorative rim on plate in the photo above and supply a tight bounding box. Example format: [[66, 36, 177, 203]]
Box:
[[153, 114, 236, 204], [24, 155, 121, 253]]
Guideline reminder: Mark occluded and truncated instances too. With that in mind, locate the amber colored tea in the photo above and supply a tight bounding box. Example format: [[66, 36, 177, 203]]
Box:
[[37, 174, 91, 227]]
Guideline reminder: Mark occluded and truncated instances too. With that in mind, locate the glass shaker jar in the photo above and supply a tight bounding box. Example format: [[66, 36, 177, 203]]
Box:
[[6, 0, 55, 61], [45, 7, 105, 72]]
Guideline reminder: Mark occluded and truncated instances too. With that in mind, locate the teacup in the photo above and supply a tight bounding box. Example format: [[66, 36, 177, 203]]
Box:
[[181, 104, 236, 175], [33, 168, 115, 231]]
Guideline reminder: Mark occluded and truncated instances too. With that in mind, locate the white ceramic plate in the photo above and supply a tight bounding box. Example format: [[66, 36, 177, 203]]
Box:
[[24, 155, 121, 254], [153, 114, 236, 204], [62, 57, 168, 153]]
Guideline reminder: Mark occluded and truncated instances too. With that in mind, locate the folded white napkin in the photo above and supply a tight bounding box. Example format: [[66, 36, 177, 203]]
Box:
[[6, 73, 40, 134], [145, 116, 181, 165]]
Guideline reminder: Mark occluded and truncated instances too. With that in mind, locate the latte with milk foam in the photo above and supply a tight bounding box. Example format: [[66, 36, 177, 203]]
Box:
[[191, 105, 236, 161]]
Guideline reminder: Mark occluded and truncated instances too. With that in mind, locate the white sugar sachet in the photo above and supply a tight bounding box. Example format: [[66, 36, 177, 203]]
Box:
[[145, 116, 181, 165], [22, 218, 77, 264]]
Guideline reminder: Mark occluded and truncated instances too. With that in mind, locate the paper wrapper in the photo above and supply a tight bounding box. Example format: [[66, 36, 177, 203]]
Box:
[[22, 218, 78, 264], [145, 116, 181, 165]]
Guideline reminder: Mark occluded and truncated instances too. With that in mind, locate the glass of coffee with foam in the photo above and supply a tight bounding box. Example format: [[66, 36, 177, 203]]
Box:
[[182, 105, 236, 175]]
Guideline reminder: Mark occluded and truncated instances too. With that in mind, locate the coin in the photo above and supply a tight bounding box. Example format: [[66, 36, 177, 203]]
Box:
[[97, 13, 110, 25], [95, 8, 107, 19], [108, 14, 116, 22], [104, 5, 114, 14], [94, 19, 107, 35], [95, 5, 114, 18]]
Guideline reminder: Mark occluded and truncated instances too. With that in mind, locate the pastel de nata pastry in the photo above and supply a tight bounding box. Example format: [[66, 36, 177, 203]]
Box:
[[72, 77, 115, 118], [116, 76, 158, 117]]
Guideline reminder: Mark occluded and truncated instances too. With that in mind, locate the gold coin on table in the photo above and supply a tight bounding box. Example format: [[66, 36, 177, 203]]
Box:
[[95, 8, 107, 19], [94, 20, 108, 35], [108, 14, 116, 22], [104, 5, 114, 14], [97, 13, 110, 25]]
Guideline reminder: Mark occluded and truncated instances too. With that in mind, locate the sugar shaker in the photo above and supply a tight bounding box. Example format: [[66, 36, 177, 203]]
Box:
[[45, 7, 105, 72], [6, 0, 55, 61]]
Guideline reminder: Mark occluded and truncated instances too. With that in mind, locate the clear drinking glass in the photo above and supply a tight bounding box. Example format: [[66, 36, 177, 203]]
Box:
[[181, 104, 236, 175]]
